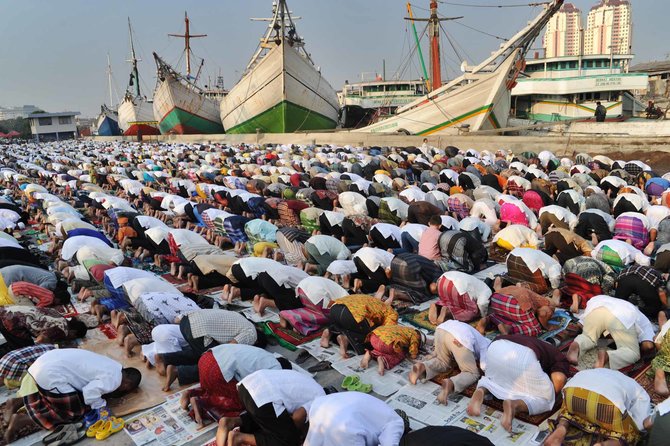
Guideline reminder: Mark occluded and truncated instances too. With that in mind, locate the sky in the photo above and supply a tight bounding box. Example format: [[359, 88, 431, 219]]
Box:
[[1, 0, 668, 117]]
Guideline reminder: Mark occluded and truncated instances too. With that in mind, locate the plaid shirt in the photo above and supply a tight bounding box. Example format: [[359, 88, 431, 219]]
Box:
[[186, 310, 257, 347], [617, 265, 664, 289], [563, 256, 616, 294], [488, 293, 542, 337], [0, 344, 55, 381]]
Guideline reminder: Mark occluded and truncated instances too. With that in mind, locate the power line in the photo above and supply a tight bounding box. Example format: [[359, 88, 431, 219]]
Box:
[[438, 1, 548, 8]]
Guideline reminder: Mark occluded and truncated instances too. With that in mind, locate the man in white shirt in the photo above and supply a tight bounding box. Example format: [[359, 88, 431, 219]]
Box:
[[302, 392, 406, 446], [303, 234, 351, 275], [567, 295, 656, 369], [409, 320, 490, 405], [545, 369, 653, 446], [217, 370, 325, 446], [352, 247, 394, 294], [5, 349, 141, 441]]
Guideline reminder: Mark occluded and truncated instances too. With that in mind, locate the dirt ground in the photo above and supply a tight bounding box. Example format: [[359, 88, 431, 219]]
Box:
[[604, 150, 670, 173]]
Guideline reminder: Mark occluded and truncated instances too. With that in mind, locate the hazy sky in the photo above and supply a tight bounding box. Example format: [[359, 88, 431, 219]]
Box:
[[2, 0, 668, 117]]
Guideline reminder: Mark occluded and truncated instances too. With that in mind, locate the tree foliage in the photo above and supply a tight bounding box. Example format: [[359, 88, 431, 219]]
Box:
[[0, 117, 33, 139]]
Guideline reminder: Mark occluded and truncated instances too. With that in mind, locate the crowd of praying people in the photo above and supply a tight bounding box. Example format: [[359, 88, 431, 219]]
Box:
[[0, 139, 668, 445]]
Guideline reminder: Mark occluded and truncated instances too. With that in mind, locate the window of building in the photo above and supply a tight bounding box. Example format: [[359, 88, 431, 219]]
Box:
[[38, 117, 52, 126], [58, 116, 72, 125]]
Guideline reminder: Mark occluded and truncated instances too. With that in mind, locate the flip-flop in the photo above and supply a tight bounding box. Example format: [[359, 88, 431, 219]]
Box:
[[48, 425, 86, 446], [341, 375, 360, 390], [350, 382, 373, 393], [307, 361, 332, 373], [43, 424, 73, 445], [295, 349, 311, 364]]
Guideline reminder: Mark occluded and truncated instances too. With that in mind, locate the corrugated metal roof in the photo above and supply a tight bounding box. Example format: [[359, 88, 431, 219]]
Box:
[[630, 61, 670, 74]]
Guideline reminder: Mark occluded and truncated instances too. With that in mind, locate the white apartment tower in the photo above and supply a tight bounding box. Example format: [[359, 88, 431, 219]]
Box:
[[584, 0, 632, 55], [543, 3, 583, 58]]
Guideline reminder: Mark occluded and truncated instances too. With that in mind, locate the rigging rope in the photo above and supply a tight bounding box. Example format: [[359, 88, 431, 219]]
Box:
[[437, 1, 548, 8]]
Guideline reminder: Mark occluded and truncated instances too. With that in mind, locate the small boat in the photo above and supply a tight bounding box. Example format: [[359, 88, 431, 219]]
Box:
[[96, 56, 121, 136], [220, 0, 340, 134], [118, 18, 160, 136], [152, 13, 224, 135], [358, 0, 565, 135]]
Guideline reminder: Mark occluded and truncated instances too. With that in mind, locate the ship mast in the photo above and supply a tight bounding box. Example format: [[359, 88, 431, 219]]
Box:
[[404, 2, 462, 92], [106, 53, 114, 107], [127, 18, 141, 98], [169, 12, 206, 79]]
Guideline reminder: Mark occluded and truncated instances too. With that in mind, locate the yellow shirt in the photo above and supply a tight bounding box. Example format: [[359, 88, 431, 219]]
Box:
[[333, 294, 398, 328]]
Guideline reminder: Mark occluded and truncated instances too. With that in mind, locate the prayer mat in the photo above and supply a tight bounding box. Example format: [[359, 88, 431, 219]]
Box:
[[488, 244, 510, 263], [539, 310, 582, 350], [80, 329, 184, 416], [98, 323, 118, 340], [195, 285, 226, 296], [633, 365, 667, 405], [401, 310, 437, 332], [160, 273, 187, 285], [119, 308, 154, 345], [53, 302, 78, 318], [261, 322, 323, 351]]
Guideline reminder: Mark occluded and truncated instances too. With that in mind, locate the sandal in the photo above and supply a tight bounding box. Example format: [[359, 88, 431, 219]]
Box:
[[307, 361, 332, 373], [95, 417, 125, 441], [341, 375, 360, 390], [350, 382, 373, 393], [43, 423, 81, 445]]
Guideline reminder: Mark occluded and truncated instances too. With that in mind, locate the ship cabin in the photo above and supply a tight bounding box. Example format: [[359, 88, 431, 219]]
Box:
[[512, 54, 648, 121]]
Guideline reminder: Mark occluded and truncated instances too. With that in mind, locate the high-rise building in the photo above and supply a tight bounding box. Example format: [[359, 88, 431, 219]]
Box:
[[584, 0, 632, 55], [0, 105, 41, 120], [543, 3, 583, 58]]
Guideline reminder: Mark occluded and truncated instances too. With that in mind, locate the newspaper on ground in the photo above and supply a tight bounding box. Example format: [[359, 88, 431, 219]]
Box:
[[124, 387, 216, 446], [238, 306, 280, 323], [386, 382, 540, 446], [474, 263, 507, 281]]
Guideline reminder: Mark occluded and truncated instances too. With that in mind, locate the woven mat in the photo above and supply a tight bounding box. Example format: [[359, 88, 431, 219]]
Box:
[[261, 322, 323, 351], [401, 310, 437, 332], [161, 273, 187, 285]]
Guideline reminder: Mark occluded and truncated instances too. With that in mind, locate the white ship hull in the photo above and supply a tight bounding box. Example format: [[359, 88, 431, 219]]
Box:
[[118, 98, 159, 135], [221, 44, 339, 134], [357, 51, 519, 136], [153, 72, 224, 135]]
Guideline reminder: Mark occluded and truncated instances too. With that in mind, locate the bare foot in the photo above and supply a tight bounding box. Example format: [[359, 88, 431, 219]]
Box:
[[255, 296, 275, 316], [428, 303, 439, 326], [163, 365, 177, 392], [124, 334, 139, 358], [595, 349, 608, 368], [409, 363, 426, 385], [655, 369, 669, 396], [544, 424, 568, 446], [337, 334, 350, 359], [567, 342, 580, 365], [385, 288, 395, 306], [437, 378, 455, 405], [497, 323, 511, 335], [378, 359, 385, 376], [476, 317, 488, 335], [360, 351, 371, 369], [117, 325, 130, 346], [467, 388, 485, 417], [155, 354, 167, 377], [493, 276, 503, 291], [279, 316, 289, 329], [570, 294, 580, 314], [180, 390, 191, 411], [320, 328, 331, 348], [353, 278, 362, 293], [221, 284, 230, 303], [252, 295, 261, 313], [501, 400, 518, 432], [374, 285, 386, 300]]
